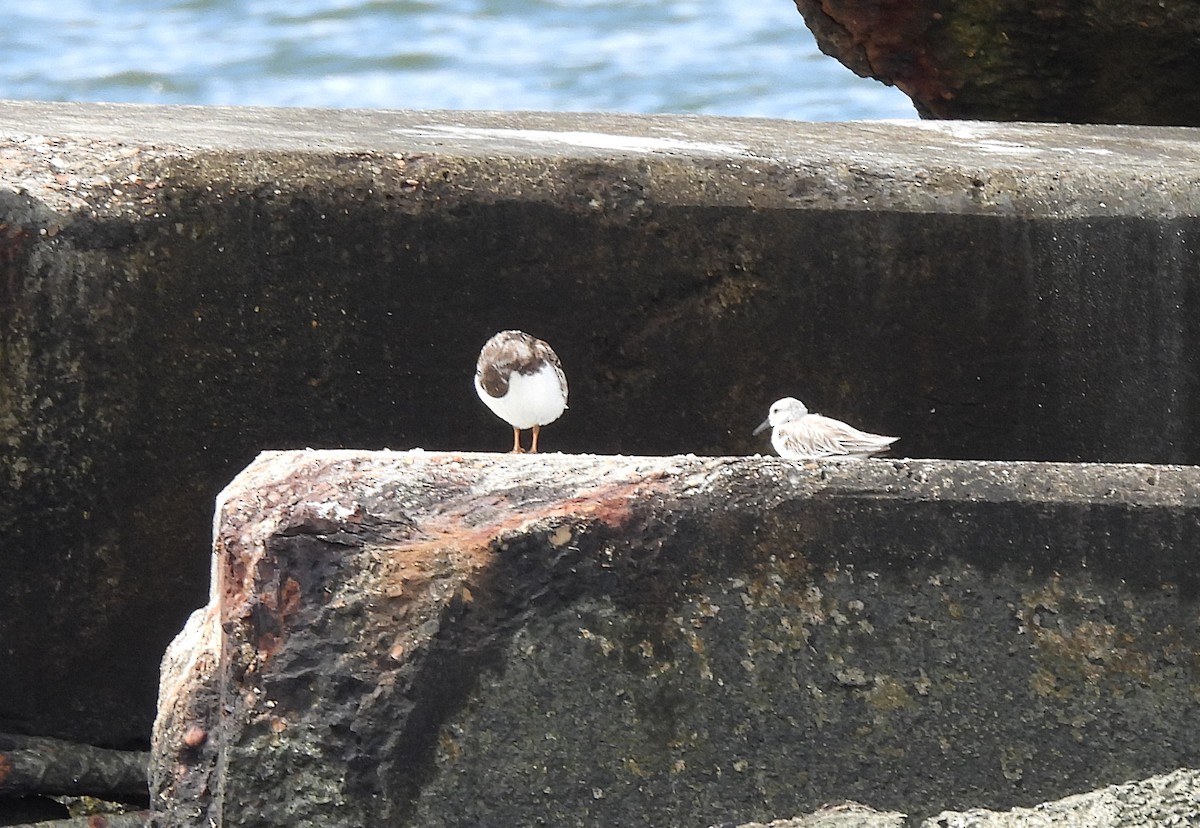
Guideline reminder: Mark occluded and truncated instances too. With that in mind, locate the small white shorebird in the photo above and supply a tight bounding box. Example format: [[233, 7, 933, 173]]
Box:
[[474, 330, 568, 453], [753, 396, 897, 460]]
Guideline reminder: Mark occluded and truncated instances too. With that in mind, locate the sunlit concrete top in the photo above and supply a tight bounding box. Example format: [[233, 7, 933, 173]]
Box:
[[1, 100, 1199, 216]]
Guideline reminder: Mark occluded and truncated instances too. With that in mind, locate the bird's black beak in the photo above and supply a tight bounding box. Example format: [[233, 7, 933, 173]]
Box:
[[752, 418, 770, 437]]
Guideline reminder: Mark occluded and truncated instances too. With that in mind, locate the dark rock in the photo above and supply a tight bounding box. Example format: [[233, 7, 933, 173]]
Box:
[[792, 0, 1200, 126], [150, 451, 1200, 827], [4, 103, 1200, 747]]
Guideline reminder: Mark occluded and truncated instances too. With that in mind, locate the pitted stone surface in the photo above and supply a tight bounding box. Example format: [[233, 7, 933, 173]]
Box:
[[150, 451, 1200, 827], [720, 803, 906, 828], [920, 767, 1200, 827]]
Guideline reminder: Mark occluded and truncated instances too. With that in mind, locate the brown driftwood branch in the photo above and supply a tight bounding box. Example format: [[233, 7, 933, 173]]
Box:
[[0, 733, 148, 802], [8, 811, 148, 828]]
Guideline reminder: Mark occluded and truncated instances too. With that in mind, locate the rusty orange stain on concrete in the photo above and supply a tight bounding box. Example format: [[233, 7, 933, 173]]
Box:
[[215, 453, 679, 673], [372, 473, 669, 620], [279, 577, 301, 619], [260, 576, 302, 617], [395, 475, 657, 557]]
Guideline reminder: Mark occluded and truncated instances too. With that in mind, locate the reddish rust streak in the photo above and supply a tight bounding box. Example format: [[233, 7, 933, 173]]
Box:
[[256, 630, 283, 661], [379, 474, 668, 605], [0, 753, 11, 784], [279, 576, 302, 619], [434, 478, 645, 548], [220, 549, 255, 626]]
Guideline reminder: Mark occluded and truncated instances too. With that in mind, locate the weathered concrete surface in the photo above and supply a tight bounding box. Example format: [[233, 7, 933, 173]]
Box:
[[721, 768, 1200, 827], [722, 803, 906, 828], [922, 767, 1200, 827], [793, 0, 1200, 126], [4, 103, 1200, 747], [149, 451, 1200, 827]]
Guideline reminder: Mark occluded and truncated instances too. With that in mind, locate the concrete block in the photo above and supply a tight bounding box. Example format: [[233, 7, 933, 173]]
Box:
[[149, 451, 1200, 826], [4, 103, 1200, 746]]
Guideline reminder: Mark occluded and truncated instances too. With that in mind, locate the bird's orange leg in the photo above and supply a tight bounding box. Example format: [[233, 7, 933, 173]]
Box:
[[511, 427, 525, 453], [530, 424, 541, 453]]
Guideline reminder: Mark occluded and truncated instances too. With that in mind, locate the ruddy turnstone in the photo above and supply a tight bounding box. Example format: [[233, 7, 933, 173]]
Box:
[[753, 397, 897, 460], [474, 330, 568, 453]]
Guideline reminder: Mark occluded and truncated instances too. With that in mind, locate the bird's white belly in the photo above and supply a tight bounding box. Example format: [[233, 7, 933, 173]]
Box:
[[476, 363, 566, 429]]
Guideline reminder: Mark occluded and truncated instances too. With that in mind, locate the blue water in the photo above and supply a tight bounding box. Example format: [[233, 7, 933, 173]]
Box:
[[0, 0, 916, 121]]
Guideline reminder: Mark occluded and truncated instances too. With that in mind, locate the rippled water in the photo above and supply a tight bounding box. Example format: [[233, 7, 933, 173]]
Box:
[[0, 0, 916, 121]]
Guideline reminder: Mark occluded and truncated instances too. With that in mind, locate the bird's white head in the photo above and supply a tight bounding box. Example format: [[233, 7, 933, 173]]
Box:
[[753, 396, 810, 436], [768, 397, 809, 426]]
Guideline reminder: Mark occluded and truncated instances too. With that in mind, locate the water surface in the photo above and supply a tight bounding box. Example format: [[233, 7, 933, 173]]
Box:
[[0, 0, 915, 120]]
